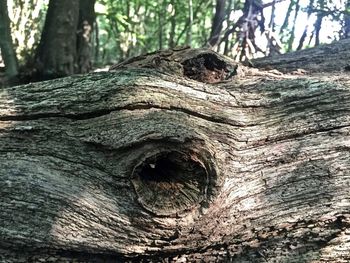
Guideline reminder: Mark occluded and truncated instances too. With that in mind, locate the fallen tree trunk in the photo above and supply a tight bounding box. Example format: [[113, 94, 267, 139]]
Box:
[[0, 46, 350, 262], [252, 38, 350, 73]]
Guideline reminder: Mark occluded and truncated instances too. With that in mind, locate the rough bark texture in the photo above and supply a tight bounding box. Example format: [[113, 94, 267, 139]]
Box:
[[252, 37, 350, 73], [207, 0, 226, 47], [0, 0, 18, 80], [35, 0, 79, 79], [0, 46, 350, 262], [77, 0, 96, 74]]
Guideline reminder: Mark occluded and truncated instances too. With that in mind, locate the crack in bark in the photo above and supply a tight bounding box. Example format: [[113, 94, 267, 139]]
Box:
[[0, 104, 246, 127], [246, 124, 350, 148]]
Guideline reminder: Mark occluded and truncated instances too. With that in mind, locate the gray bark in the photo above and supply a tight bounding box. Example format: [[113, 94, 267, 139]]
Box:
[[35, 0, 79, 79], [207, 0, 226, 48], [0, 0, 18, 81], [252, 37, 350, 73], [77, 0, 96, 74], [0, 46, 350, 262]]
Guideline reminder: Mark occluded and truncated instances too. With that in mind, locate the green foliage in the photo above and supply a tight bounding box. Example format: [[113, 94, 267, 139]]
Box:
[[4, 0, 350, 69], [95, 0, 215, 64]]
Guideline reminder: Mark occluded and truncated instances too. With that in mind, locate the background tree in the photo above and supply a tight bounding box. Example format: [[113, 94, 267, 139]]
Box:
[[35, 0, 79, 79], [232, 0, 265, 61], [207, 0, 226, 49], [0, 0, 18, 82], [9, 0, 47, 62], [313, 0, 325, 46], [342, 0, 350, 38], [77, 0, 96, 73], [296, 0, 315, 50], [3, 0, 350, 84]]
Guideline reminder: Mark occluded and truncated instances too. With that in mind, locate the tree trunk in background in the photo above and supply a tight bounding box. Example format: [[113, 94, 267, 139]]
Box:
[[76, 0, 96, 74], [342, 0, 350, 39], [93, 20, 99, 64], [1, 43, 350, 262], [187, 0, 193, 46], [279, 0, 294, 35], [286, 0, 300, 51], [35, 0, 79, 80], [207, 0, 226, 48], [174, 2, 205, 47], [313, 0, 324, 47], [158, 0, 164, 50], [0, 0, 18, 82], [223, 0, 233, 55], [296, 0, 314, 50], [168, 0, 176, 49]]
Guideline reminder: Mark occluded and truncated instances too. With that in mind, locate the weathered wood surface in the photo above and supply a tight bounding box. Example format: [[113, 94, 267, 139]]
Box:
[[0, 47, 350, 262], [252, 38, 350, 73]]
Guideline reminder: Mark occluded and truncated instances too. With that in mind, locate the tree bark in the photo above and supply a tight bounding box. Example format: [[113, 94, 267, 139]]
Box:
[[76, 0, 96, 74], [0, 0, 18, 82], [0, 44, 350, 262], [207, 0, 226, 48], [168, 0, 176, 49], [252, 37, 350, 73], [342, 0, 350, 39], [35, 0, 79, 80], [187, 0, 193, 46], [296, 0, 314, 50]]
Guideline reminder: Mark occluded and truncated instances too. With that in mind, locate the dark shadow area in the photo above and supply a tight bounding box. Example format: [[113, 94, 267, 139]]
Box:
[[131, 150, 208, 216], [182, 53, 237, 83]]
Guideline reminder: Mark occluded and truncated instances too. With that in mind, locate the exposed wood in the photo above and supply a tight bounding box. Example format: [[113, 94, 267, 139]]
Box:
[[0, 46, 350, 262]]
